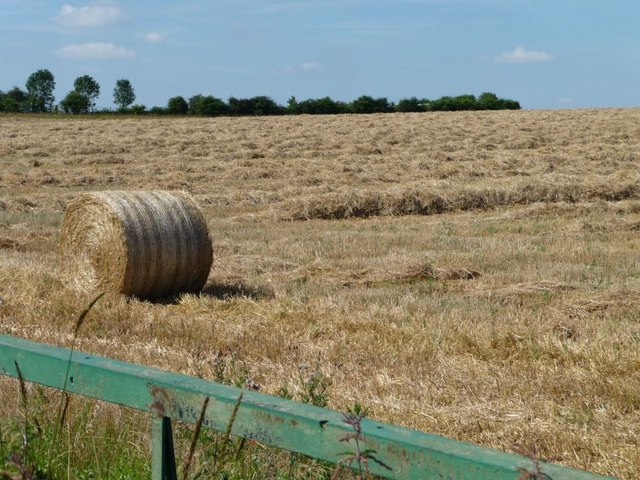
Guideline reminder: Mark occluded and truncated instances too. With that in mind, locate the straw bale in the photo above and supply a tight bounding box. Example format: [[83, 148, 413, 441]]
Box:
[[60, 191, 213, 299]]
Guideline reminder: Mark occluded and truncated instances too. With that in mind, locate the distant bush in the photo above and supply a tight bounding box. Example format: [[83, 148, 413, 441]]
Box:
[[350, 95, 394, 114], [477, 92, 500, 110], [430, 95, 469, 111], [287, 96, 352, 115], [148, 106, 166, 115], [228, 96, 285, 116], [60, 90, 91, 114], [395, 97, 426, 113], [129, 104, 147, 115], [425, 93, 520, 112], [109, 92, 520, 116], [475, 92, 518, 110], [189, 95, 228, 116], [251, 96, 286, 115], [2, 66, 523, 116], [167, 96, 188, 115], [0, 87, 28, 112]]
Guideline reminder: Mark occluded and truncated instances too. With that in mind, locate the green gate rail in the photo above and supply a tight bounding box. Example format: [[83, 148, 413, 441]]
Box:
[[0, 334, 616, 480]]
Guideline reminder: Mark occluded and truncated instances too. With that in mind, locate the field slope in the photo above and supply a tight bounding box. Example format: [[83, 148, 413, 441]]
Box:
[[0, 109, 639, 478]]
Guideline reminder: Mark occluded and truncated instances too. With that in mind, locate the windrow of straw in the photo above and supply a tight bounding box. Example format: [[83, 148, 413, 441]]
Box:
[[288, 258, 481, 287], [59, 191, 213, 299], [280, 179, 640, 220]]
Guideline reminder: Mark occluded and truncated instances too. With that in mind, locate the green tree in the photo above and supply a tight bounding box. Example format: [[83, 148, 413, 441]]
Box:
[[396, 97, 427, 113], [25, 69, 56, 112], [477, 92, 499, 110], [73, 75, 101, 111], [428, 94, 477, 111], [250, 96, 284, 115], [297, 97, 342, 115], [286, 96, 299, 114], [227, 96, 284, 116], [113, 79, 135, 111], [0, 89, 8, 112], [350, 95, 393, 114], [0, 86, 28, 112], [129, 104, 146, 114], [497, 98, 521, 110], [167, 96, 189, 114], [227, 97, 252, 115], [475, 92, 520, 110], [453, 94, 478, 110], [188, 95, 228, 115], [60, 90, 91, 114]]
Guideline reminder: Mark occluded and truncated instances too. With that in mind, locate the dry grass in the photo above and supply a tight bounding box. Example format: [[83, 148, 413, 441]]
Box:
[[1, 109, 639, 478]]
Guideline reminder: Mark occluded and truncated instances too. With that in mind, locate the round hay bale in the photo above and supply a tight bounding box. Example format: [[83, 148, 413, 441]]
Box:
[[60, 190, 213, 299]]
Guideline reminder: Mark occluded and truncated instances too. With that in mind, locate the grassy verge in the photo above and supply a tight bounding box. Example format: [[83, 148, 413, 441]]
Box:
[[0, 371, 348, 480]]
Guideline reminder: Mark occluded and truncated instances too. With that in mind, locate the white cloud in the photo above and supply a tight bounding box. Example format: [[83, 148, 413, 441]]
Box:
[[494, 46, 554, 64], [283, 61, 322, 73], [142, 32, 164, 43], [299, 61, 321, 71], [55, 42, 135, 59], [55, 4, 127, 28]]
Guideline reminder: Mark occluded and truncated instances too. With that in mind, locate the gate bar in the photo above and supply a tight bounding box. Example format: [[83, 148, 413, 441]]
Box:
[[0, 334, 615, 480]]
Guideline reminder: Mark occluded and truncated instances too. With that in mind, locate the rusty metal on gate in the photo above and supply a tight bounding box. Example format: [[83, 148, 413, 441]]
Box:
[[0, 334, 616, 480]]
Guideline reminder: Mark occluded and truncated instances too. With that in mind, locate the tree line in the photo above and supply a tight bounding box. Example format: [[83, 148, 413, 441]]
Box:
[[0, 68, 521, 116]]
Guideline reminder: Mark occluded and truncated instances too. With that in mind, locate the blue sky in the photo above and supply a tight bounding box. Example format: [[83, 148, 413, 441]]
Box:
[[1, 0, 639, 110]]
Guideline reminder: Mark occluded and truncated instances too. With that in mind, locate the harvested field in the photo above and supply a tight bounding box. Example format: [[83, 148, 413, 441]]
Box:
[[1, 109, 639, 478]]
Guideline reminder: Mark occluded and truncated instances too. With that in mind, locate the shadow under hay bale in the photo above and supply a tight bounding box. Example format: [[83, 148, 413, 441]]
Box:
[[60, 190, 213, 300], [201, 282, 275, 300]]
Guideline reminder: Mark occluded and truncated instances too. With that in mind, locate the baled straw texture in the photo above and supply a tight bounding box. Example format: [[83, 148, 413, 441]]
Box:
[[60, 191, 213, 299]]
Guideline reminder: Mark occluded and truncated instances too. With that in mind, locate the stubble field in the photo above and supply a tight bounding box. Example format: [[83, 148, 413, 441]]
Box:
[[0, 109, 639, 478]]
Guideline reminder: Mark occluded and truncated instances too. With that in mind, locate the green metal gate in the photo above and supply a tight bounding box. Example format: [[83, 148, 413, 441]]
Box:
[[0, 334, 616, 479]]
